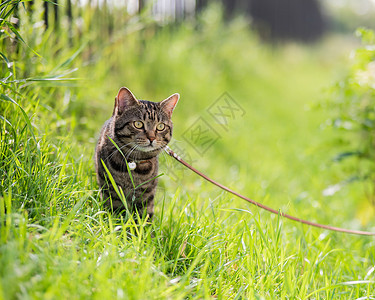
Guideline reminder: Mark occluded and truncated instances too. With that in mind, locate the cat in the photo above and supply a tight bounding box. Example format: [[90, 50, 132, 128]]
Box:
[[95, 87, 179, 219]]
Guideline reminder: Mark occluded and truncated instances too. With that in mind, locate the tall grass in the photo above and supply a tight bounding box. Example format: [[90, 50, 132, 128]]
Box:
[[1, 1, 375, 299]]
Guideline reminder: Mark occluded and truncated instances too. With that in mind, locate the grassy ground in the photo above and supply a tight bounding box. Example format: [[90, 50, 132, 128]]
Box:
[[1, 4, 375, 299]]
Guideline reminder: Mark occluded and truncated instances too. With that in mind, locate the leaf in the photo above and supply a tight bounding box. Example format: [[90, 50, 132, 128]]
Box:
[[3, 21, 41, 57], [0, 1, 20, 21], [51, 43, 87, 73], [0, 51, 9, 65], [5, 21, 26, 44], [0, 1, 16, 9], [0, 93, 17, 105], [136, 173, 164, 190]]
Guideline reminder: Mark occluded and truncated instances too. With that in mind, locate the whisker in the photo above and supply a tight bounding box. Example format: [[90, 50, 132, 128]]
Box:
[[123, 145, 135, 158], [105, 142, 133, 162], [126, 145, 138, 160], [119, 145, 138, 172]]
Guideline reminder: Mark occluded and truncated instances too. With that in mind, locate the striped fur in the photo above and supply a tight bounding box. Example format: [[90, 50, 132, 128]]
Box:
[[95, 87, 179, 219]]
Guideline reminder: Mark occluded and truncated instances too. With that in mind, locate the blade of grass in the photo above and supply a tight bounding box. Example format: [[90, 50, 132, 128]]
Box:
[[107, 136, 136, 189], [101, 159, 128, 209], [0, 93, 38, 145]]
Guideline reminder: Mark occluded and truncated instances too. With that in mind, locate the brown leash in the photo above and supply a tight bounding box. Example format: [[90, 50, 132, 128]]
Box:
[[166, 147, 375, 236]]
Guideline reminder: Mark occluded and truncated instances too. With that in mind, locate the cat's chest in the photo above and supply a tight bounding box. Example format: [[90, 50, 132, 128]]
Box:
[[133, 160, 156, 176], [122, 158, 158, 185]]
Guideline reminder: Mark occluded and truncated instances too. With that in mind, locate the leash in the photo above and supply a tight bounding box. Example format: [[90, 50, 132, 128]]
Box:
[[166, 147, 375, 236]]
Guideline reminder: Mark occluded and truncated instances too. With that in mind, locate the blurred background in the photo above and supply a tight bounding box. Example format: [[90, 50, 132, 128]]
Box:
[[11, 0, 375, 40], [2, 0, 375, 227]]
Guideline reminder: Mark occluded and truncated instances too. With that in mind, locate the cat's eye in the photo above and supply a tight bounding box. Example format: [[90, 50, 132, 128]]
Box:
[[133, 121, 144, 129], [156, 123, 165, 131]]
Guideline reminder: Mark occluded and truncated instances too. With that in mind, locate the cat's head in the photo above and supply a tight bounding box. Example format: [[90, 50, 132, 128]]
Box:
[[112, 87, 179, 158]]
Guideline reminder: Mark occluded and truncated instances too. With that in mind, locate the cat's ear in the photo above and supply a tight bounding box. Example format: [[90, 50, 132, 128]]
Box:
[[114, 87, 139, 115], [160, 93, 179, 117]]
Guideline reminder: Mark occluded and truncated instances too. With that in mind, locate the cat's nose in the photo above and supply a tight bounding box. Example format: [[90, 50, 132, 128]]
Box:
[[148, 137, 156, 143]]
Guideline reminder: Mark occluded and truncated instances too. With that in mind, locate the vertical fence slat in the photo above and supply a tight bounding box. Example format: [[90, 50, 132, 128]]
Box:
[[44, 1, 49, 29], [67, 0, 73, 45], [53, 0, 59, 30]]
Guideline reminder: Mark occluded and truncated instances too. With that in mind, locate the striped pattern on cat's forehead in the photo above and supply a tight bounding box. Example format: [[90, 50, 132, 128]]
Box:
[[138, 100, 168, 122]]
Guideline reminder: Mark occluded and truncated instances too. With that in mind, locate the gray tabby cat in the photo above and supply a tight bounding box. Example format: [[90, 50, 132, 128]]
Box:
[[95, 87, 179, 219]]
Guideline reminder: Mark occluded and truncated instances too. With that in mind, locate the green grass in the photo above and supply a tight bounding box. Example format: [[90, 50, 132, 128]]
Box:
[[1, 3, 375, 299]]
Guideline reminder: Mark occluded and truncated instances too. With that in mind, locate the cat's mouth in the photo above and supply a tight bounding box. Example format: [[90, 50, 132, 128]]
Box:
[[137, 144, 163, 153], [133, 139, 166, 153]]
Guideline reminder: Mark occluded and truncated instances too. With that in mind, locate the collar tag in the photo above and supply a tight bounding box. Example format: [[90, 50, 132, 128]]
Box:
[[128, 161, 136, 170]]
